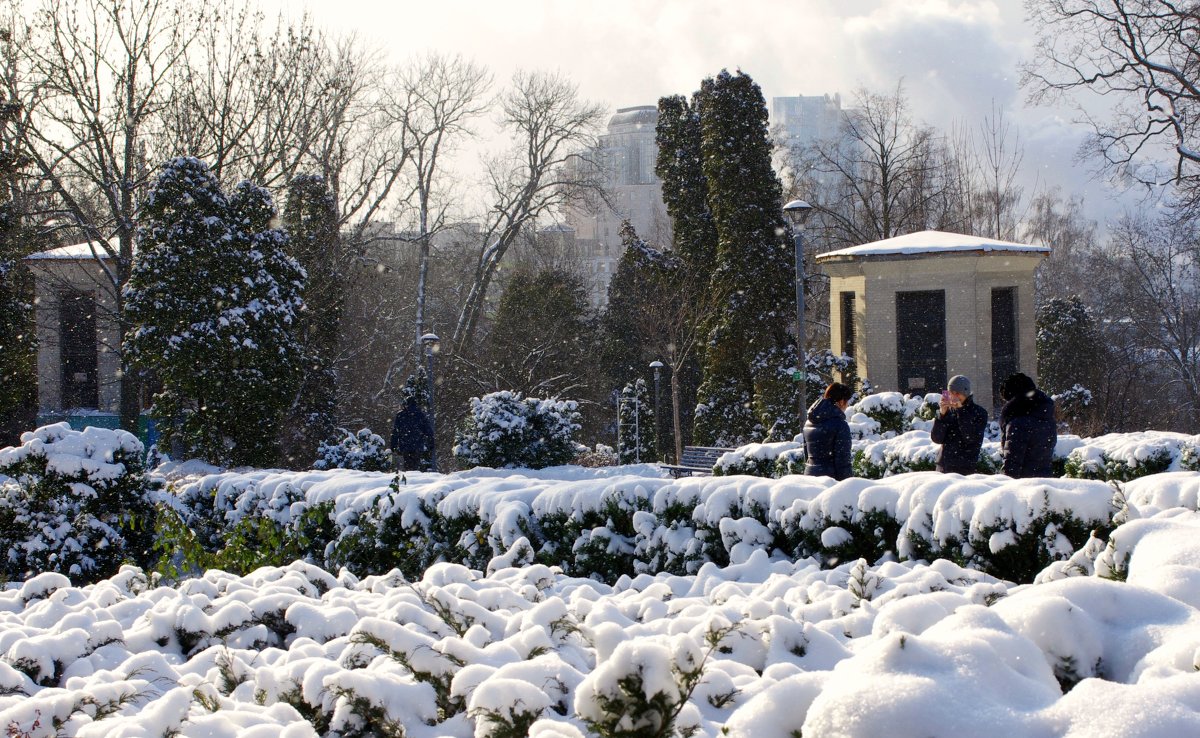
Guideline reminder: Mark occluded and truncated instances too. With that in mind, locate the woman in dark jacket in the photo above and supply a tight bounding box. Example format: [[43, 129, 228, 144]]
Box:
[[804, 382, 854, 480], [999, 373, 1057, 478]]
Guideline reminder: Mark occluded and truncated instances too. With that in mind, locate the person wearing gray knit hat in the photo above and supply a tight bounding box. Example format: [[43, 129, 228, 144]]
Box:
[[931, 375, 988, 474], [947, 375, 972, 396]]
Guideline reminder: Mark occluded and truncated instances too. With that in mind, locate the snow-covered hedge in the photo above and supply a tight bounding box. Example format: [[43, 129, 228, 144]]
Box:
[[6, 493, 1200, 737], [1061, 431, 1200, 481], [157, 466, 1128, 586], [718, 425, 1200, 483], [453, 391, 582, 469], [0, 424, 157, 584], [312, 428, 392, 472]]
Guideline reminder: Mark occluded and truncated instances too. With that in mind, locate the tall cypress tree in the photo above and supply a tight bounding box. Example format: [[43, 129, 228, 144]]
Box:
[[692, 70, 799, 445], [0, 83, 36, 445], [655, 94, 718, 274], [125, 158, 306, 466], [280, 174, 343, 466]]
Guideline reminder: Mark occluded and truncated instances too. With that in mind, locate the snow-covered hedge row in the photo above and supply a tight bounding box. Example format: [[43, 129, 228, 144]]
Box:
[[5, 498, 1200, 737], [159, 466, 1127, 585], [715, 429, 1200, 481], [0, 424, 158, 584]]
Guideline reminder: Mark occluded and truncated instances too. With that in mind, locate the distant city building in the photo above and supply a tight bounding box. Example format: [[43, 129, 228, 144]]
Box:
[[770, 93, 845, 153], [567, 105, 672, 309]]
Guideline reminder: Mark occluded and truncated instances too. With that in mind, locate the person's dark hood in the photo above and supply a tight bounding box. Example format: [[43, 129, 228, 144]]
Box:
[[807, 398, 845, 424], [1003, 389, 1055, 421], [1027, 389, 1055, 421]]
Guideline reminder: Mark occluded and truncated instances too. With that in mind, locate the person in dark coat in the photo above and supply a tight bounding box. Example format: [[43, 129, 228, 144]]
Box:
[[999, 372, 1057, 478], [391, 398, 435, 472], [931, 374, 989, 475], [804, 382, 854, 480]]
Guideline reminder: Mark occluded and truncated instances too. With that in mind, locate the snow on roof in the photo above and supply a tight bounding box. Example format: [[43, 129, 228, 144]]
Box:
[[816, 230, 1050, 261], [24, 237, 122, 260]]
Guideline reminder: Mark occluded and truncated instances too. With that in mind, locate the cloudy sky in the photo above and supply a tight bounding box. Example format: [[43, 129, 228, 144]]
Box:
[[275, 0, 1121, 225]]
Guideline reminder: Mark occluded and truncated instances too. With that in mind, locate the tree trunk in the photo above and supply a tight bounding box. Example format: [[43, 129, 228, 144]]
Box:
[[671, 368, 683, 464]]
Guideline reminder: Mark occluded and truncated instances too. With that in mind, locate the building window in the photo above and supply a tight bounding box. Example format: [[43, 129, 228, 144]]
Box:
[[59, 290, 98, 409], [840, 291, 856, 359]]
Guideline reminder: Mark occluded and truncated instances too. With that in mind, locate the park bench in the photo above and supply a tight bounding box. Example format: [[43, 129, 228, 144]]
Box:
[[661, 446, 735, 478]]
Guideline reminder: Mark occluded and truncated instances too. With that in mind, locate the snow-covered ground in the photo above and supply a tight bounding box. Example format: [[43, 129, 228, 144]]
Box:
[[6, 425, 1200, 736], [3, 504, 1200, 737]]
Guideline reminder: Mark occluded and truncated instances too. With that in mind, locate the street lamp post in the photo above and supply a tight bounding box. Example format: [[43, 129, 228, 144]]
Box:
[[783, 199, 814, 430], [420, 332, 440, 472], [649, 361, 664, 461]]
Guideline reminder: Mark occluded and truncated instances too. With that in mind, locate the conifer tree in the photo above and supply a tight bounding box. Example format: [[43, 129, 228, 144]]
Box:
[[280, 174, 344, 466], [0, 77, 36, 445], [655, 94, 718, 274], [617, 378, 656, 463], [600, 222, 679, 382], [125, 158, 305, 466], [400, 367, 432, 415], [692, 69, 799, 445]]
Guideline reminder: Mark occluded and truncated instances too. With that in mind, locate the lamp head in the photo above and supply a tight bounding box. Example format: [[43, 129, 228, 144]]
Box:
[[420, 333, 441, 354], [783, 199, 814, 226]]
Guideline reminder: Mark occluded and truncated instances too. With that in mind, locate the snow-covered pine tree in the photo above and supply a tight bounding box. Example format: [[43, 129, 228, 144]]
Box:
[[599, 222, 678, 385], [400, 367, 432, 414], [692, 69, 798, 445], [617, 378, 657, 463], [124, 158, 306, 467], [279, 174, 344, 467]]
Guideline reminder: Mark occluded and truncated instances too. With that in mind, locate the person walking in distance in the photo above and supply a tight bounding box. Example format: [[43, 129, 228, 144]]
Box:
[[930, 375, 989, 475], [391, 398, 435, 472], [803, 382, 854, 480]]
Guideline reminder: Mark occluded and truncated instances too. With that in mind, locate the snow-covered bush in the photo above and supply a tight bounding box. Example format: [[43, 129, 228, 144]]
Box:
[[1062, 432, 1200, 482], [454, 391, 582, 470], [313, 428, 392, 472], [713, 442, 802, 477], [573, 444, 618, 468], [576, 628, 729, 738], [0, 423, 157, 583]]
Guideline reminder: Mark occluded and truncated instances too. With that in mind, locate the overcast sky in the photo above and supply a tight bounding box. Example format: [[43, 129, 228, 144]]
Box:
[[272, 0, 1124, 226]]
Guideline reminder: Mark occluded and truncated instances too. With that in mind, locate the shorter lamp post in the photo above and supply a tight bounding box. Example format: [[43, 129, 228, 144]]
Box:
[[420, 332, 440, 472], [649, 360, 664, 461], [783, 199, 814, 430]]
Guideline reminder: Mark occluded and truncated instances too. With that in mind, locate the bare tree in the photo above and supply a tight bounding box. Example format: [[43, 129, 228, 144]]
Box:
[[1102, 212, 1200, 429], [16, 0, 205, 428], [384, 53, 490, 356], [1023, 0, 1200, 208], [451, 70, 606, 353], [975, 103, 1025, 240]]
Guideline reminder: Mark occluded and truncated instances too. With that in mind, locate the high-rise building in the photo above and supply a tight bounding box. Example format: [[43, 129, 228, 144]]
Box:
[[770, 93, 844, 152], [568, 105, 672, 309]]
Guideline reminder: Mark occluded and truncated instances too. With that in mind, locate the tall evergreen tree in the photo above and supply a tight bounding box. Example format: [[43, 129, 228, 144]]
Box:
[[693, 70, 799, 445], [617, 378, 656, 463], [125, 158, 306, 466], [600, 221, 703, 453], [280, 174, 344, 466], [600, 222, 678, 381], [485, 268, 595, 399], [655, 94, 718, 274], [0, 73, 36, 445]]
